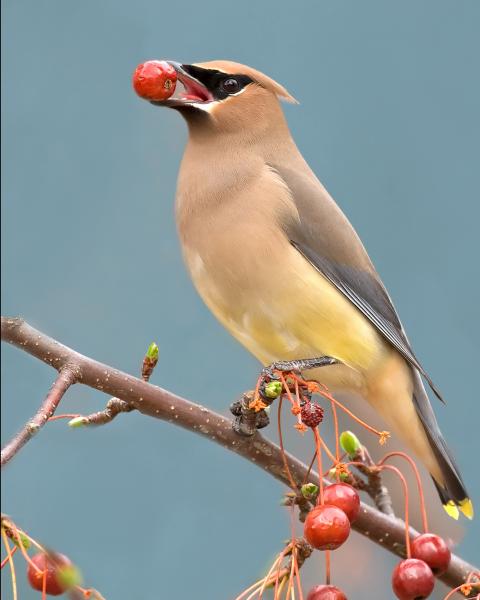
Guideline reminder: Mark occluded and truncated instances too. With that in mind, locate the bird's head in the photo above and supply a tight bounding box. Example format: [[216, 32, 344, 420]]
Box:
[[153, 60, 297, 136]]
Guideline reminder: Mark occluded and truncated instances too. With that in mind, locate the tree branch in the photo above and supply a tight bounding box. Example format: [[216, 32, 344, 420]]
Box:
[[1, 361, 77, 467], [1, 316, 478, 591]]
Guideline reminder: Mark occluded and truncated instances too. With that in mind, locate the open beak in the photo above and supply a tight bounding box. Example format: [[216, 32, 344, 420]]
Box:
[[151, 62, 214, 107]]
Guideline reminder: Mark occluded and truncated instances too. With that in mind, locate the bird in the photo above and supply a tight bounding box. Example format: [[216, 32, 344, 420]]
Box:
[[149, 59, 472, 519]]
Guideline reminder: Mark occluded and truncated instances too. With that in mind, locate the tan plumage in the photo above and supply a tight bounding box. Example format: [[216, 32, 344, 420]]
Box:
[[155, 59, 471, 518]]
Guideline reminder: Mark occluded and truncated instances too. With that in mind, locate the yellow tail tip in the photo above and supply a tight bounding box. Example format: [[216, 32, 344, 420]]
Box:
[[459, 498, 474, 520], [443, 501, 459, 520]]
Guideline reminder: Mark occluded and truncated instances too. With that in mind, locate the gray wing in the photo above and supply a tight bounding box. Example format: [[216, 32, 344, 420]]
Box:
[[271, 162, 444, 403]]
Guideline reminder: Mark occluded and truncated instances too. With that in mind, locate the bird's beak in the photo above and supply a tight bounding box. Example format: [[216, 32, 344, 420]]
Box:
[[151, 62, 214, 108]]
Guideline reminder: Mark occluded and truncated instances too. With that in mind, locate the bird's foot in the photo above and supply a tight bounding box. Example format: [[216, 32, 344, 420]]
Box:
[[231, 355, 339, 436]]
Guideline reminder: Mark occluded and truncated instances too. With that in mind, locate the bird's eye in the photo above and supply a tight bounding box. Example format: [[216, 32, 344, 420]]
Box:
[[220, 78, 240, 94]]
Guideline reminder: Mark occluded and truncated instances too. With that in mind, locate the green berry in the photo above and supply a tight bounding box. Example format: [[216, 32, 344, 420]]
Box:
[[339, 431, 361, 457]]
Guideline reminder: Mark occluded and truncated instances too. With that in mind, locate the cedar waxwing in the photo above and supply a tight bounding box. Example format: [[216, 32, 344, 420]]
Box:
[[150, 60, 472, 519]]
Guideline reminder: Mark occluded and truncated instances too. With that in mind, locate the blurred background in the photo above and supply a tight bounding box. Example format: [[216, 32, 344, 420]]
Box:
[[2, 1, 479, 598]]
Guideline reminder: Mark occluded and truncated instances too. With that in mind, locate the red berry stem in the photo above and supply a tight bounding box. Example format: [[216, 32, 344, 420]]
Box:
[[1, 528, 18, 600], [325, 549, 331, 585], [379, 451, 429, 533], [289, 506, 305, 600], [279, 373, 295, 405], [273, 543, 294, 597], [1, 545, 17, 569], [277, 396, 300, 493], [378, 464, 412, 559], [315, 384, 389, 443], [42, 565, 47, 600], [5, 520, 42, 573], [313, 428, 325, 505], [341, 460, 412, 557], [302, 450, 318, 485], [329, 400, 341, 477], [317, 433, 339, 465]]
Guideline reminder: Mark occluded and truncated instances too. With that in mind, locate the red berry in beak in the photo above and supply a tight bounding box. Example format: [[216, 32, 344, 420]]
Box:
[[300, 401, 324, 428], [392, 558, 435, 599], [304, 504, 350, 550], [27, 552, 73, 596], [323, 483, 360, 523], [307, 584, 348, 599], [132, 60, 177, 101], [411, 533, 451, 575]]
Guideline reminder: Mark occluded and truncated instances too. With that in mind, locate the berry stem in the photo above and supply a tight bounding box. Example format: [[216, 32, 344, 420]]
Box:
[[279, 373, 300, 412], [289, 506, 304, 600], [277, 397, 300, 493], [256, 554, 284, 598], [316, 386, 388, 441], [1, 527, 18, 600], [1, 544, 17, 569], [285, 548, 296, 600], [318, 434, 338, 465], [313, 428, 325, 504], [378, 452, 429, 533], [302, 451, 317, 485], [42, 564, 47, 600], [378, 464, 411, 558], [329, 400, 340, 481], [6, 521, 43, 573], [325, 549, 331, 585], [441, 580, 480, 600]]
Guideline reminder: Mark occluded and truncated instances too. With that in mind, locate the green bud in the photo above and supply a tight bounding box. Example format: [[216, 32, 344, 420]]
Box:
[[339, 430, 361, 457], [301, 483, 319, 500], [145, 342, 159, 361], [68, 417, 86, 428], [13, 532, 30, 550], [328, 468, 349, 482], [56, 564, 82, 589], [263, 381, 282, 399]]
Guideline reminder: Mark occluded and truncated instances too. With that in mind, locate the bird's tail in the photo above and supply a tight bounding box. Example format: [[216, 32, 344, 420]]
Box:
[[412, 372, 473, 520]]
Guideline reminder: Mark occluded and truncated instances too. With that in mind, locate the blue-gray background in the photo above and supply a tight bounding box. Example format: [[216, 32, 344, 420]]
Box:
[[2, 1, 479, 598]]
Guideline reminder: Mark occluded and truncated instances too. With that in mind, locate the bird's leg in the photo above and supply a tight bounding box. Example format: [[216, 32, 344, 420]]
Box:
[[261, 356, 338, 380]]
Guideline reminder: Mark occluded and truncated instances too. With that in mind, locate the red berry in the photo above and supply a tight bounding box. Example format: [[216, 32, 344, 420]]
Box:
[[300, 401, 324, 428], [411, 533, 451, 575], [27, 552, 73, 596], [307, 584, 348, 599], [304, 504, 350, 550], [323, 483, 360, 523], [392, 559, 435, 600], [132, 60, 177, 101]]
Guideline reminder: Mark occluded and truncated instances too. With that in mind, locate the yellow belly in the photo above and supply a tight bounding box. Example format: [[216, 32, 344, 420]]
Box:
[[188, 244, 386, 378]]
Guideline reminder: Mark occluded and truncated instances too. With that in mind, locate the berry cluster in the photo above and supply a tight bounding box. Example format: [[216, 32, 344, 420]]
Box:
[[234, 370, 459, 600]]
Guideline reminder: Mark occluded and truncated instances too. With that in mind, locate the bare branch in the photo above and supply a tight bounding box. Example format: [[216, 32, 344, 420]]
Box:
[[1, 316, 478, 590], [1, 362, 77, 467]]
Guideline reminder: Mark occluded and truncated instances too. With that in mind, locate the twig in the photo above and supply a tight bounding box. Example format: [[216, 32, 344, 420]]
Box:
[[1, 316, 478, 591], [70, 341, 158, 428], [69, 398, 134, 428], [1, 364, 77, 468]]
